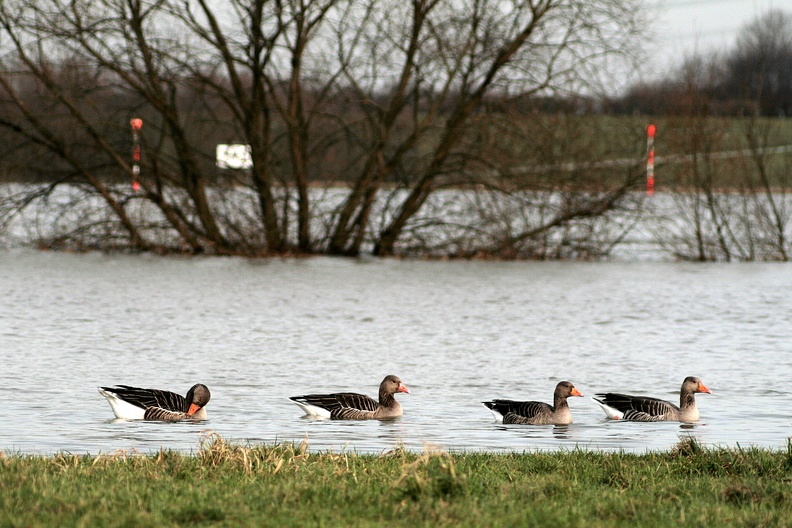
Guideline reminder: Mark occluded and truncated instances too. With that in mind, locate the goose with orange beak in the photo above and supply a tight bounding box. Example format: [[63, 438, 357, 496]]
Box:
[[483, 381, 584, 425], [99, 383, 211, 421], [290, 375, 410, 420], [594, 377, 711, 423]]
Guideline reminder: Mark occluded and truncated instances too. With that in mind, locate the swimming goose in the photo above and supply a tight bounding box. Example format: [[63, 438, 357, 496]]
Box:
[[482, 381, 584, 425], [593, 376, 711, 422], [98, 383, 211, 421], [290, 375, 410, 420]]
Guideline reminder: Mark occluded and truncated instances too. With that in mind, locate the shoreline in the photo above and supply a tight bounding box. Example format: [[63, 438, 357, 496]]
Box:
[[3, 437, 791, 526]]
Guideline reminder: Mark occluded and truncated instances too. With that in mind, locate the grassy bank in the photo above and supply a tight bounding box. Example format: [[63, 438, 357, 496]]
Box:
[[2, 436, 792, 527]]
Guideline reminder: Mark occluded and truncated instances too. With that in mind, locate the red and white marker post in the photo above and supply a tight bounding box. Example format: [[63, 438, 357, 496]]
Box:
[[646, 123, 656, 196], [130, 118, 143, 191]]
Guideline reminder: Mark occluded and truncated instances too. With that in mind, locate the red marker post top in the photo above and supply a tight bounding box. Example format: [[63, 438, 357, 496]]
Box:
[[647, 124, 656, 138], [130, 118, 143, 131]]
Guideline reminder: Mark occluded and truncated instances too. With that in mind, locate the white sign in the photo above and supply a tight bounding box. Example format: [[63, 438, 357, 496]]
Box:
[[216, 144, 253, 169]]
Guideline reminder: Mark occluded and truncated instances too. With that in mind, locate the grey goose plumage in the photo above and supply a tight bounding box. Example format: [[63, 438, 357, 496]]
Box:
[[290, 375, 410, 420], [98, 383, 211, 421], [593, 376, 711, 422], [482, 381, 584, 425]]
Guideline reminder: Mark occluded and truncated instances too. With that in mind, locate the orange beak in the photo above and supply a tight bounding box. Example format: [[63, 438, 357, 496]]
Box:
[[398, 383, 410, 394], [698, 383, 712, 394], [187, 403, 201, 416], [570, 387, 584, 397]]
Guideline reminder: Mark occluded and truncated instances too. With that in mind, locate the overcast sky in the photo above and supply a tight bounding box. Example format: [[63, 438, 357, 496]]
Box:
[[646, 0, 791, 74]]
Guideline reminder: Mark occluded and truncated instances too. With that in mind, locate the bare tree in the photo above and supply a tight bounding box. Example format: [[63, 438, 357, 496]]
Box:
[[0, 0, 644, 257], [725, 9, 792, 117], [739, 115, 790, 261], [647, 53, 792, 262], [323, 0, 644, 256]]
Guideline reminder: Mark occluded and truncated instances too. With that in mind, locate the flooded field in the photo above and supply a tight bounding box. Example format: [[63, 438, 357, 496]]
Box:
[[1, 250, 790, 454]]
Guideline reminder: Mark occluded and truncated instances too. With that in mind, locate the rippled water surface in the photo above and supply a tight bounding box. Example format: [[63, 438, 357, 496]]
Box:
[[1, 250, 791, 455]]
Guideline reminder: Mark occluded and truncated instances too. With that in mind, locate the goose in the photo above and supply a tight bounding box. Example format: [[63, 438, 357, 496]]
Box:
[[593, 376, 711, 422], [290, 375, 410, 420], [98, 383, 211, 421], [482, 381, 584, 425]]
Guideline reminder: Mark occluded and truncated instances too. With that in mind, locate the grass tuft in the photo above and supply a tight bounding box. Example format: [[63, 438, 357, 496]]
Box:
[[669, 435, 703, 458], [393, 446, 467, 502]]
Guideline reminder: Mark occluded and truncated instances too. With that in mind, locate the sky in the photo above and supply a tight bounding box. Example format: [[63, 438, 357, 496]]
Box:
[[647, 0, 792, 75]]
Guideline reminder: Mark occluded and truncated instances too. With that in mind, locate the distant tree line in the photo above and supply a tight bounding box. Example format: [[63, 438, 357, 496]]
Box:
[[608, 10, 792, 117], [485, 9, 792, 118]]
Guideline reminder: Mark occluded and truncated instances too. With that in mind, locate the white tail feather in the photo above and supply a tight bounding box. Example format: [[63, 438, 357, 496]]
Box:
[[593, 398, 624, 420], [291, 400, 332, 418], [483, 404, 504, 423], [98, 388, 146, 420]]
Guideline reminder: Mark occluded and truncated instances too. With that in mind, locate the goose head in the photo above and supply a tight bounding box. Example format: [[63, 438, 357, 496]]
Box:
[[185, 383, 211, 415], [381, 375, 410, 395], [682, 377, 711, 395], [555, 381, 584, 399]]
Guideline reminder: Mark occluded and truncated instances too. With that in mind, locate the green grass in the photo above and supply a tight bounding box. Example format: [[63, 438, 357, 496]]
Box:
[[2, 435, 792, 527]]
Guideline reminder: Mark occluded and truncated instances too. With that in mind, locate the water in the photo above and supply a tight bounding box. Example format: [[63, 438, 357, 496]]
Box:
[[1, 249, 791, 455]]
